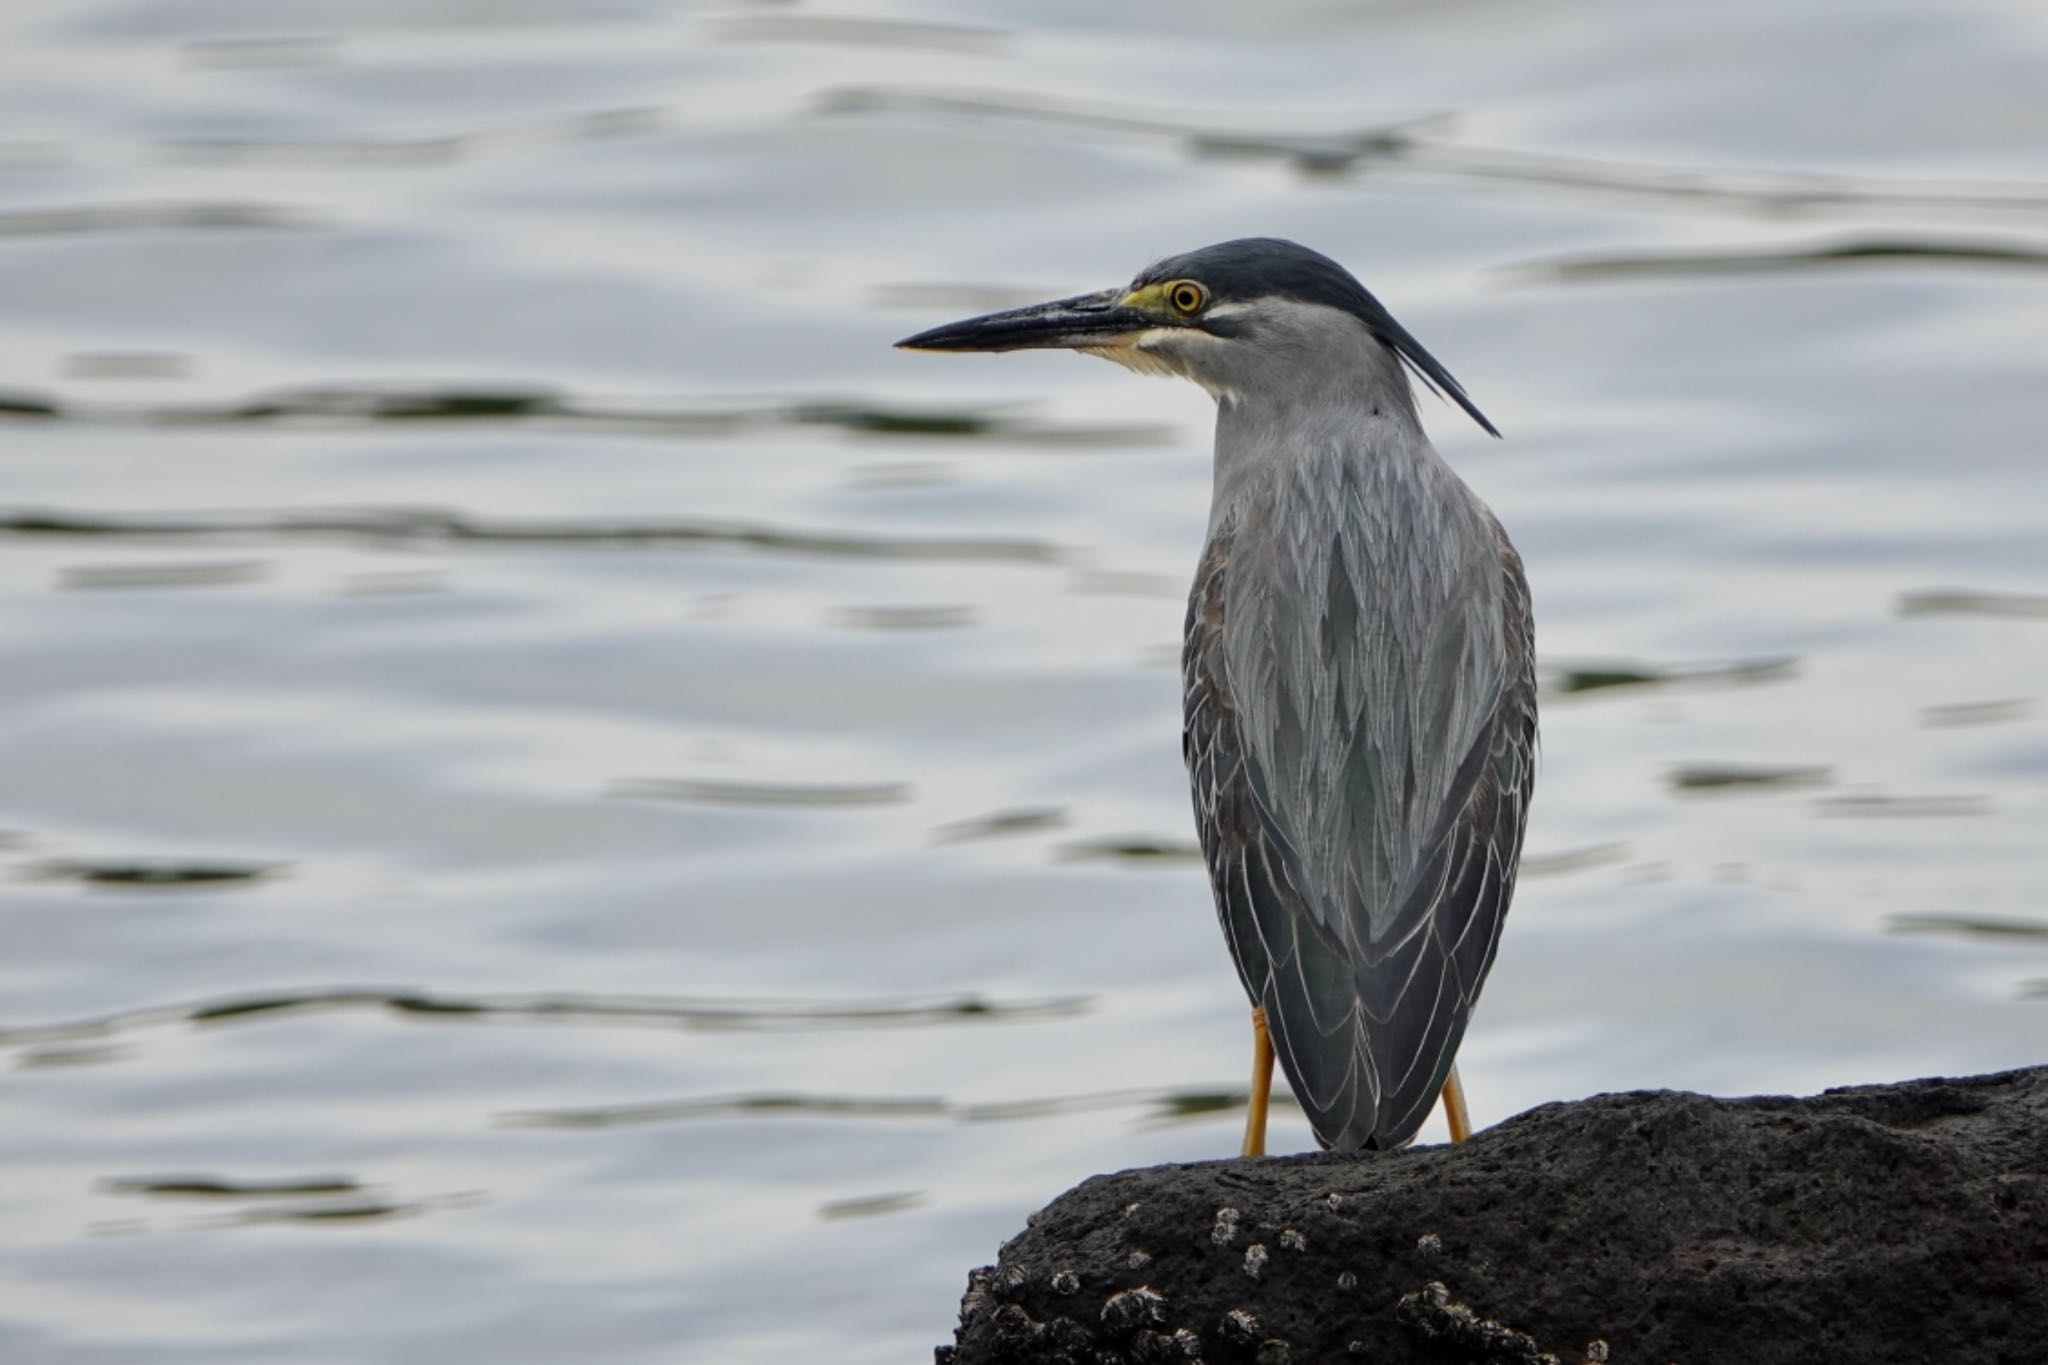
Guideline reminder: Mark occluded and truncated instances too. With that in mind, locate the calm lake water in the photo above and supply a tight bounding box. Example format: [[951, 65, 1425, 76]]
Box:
[[2, 1, 2045, 1361]]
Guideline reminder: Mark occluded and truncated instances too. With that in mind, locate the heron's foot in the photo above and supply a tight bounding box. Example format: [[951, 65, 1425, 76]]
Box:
[[1241, 1006, 1274, 1158]]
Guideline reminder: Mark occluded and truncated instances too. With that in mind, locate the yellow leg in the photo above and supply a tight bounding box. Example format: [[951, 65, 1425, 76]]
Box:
[[1241, 1006, 1274, 1157], [1441, 1063, 1471, 1144]]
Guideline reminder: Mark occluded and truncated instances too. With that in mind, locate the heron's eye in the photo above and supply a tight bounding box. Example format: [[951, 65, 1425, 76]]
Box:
[[1166, 281, 1208, 315]]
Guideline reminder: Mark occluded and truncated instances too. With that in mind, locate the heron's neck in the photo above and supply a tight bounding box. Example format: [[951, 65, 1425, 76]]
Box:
[[1208, 341, 1432, 524]]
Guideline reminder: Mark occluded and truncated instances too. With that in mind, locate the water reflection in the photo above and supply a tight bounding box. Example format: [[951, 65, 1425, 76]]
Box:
[[821, 85, 2048, 215], [507, 1092, 955, 1128], [818, 1191, 926, 1221], [340, 569, 450, 596], [0, 987, 1092, 1049], [1811, 794, 1994, 819], [1548, 656, 1798, 697], [1668, 764, 1832, 794], [1919, 700, 2036, 729], [161, 108, 662, 166], [26, 859, 281, 888], [841, 461, 955, 491], [1519, 843, 1631, 879], [1888, 912, 2048, 942], [3, 383, 1171, 445], [830, 604, 977, 631], [1514, 236, 2048, 284], [1898, 589, 2048, 621], [504, 1084, 1288, 1131], [712, 15, 1006, 55], [609, 778, 915, 807], [932, 807, 1069, 843], [1, 508, 1070, 565], [0, 202, 308, 236], [819, 85, 1437, 179], [16, 1045, 129, 1069], [0, 392, 59, 417], [1426, 146, 2048, 217], [103, 1175, 364, 1199], [1056, 837, 1203, 863], [57, 560, 270, 591], [98, 1174, 484, 1230], [225, 1193, 483, 1227]]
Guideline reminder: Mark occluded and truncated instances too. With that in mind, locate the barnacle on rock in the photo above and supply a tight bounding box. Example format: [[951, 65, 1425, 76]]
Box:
[[1218, 1308, 1261, 1344], [1100, 1286, 1169, 1339], [1211, 1207, 1241, 1247], [1395, 1281, 1558, 1365]]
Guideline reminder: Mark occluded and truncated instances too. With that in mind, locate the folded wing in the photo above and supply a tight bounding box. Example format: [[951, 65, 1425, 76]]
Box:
[[1184, 459, 1536, 1151]]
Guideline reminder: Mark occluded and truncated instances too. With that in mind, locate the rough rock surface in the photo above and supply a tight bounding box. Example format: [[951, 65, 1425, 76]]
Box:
[[937, 1066, 2047, 1364]]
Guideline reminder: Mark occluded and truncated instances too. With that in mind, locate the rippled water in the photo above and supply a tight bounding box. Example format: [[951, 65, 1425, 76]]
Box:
[[3, 2, 2045, 1361]]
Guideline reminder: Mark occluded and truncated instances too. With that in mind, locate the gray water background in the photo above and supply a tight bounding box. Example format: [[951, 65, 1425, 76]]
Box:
[[2, 1, 2045, 1361]]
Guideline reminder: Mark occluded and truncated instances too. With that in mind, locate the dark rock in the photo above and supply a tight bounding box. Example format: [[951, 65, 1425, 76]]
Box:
[[939, 1066, 2048, 1364]]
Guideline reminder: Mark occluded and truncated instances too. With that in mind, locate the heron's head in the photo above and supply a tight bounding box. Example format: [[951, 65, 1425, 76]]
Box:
[[896, 237, 1496, 437]]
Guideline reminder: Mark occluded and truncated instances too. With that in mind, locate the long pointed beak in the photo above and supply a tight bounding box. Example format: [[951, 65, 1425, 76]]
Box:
[[895, 289, 1156, 353]]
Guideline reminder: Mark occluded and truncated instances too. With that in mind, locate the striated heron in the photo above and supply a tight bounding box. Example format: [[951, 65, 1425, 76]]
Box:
[[899, 239, 1536, 1155]]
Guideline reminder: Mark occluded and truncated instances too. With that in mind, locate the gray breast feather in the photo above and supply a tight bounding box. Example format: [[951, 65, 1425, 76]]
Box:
[[1183, 450, 1536, 1151]]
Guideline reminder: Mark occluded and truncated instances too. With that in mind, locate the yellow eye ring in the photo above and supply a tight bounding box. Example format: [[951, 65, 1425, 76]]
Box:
[[1166, 280, 1207, 315]]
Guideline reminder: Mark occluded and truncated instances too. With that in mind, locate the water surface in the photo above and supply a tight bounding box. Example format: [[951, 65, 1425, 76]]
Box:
[[2, 1, 2046, 1361]]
